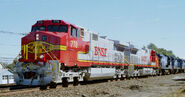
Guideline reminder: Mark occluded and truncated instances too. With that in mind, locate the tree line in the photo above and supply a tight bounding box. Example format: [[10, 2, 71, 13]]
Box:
[[147, 43, 177, 58]]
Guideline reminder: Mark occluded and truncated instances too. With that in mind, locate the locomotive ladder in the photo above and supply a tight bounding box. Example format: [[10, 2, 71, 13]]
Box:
[[41, 45, 60, 82], [23, 41, 60, 82]]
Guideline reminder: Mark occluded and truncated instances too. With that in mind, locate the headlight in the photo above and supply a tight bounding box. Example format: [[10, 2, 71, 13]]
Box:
[[36, 34, 39, 40], [19, 55, 22, 59], [39, 55, 44, 59]]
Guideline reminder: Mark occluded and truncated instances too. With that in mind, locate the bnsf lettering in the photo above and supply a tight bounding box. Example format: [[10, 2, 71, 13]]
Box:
[[141, 56, 147, 62], [94, 46, 107, 57]]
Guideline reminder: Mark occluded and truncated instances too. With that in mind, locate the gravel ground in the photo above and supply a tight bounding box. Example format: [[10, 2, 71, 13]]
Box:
[[3, 73, 185, 97]]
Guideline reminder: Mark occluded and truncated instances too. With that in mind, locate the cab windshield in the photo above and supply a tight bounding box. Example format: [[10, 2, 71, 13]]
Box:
[[31, 25, 68, 32], [32, 26, 46, 32], [48, 25, 68, 32]]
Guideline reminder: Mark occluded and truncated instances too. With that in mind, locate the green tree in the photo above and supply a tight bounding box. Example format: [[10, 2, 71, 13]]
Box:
[[147, 43, 176, 57], [147, 43, 157, 51]]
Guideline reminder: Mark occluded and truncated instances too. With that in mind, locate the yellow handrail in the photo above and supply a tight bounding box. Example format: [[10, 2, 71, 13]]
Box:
[[35, 42, 37, 60], [22, 41, 62, 81], [23, 45, 26, 59], [124, 57, 130, 64], [41, 45, 59, 80], [26, 45, 28, 60]]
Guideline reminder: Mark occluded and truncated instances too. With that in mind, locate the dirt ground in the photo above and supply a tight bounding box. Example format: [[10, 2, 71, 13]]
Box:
[[4, 73, 185, 97]]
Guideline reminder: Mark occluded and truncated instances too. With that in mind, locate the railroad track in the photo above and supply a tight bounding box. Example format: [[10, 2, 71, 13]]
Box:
[[0, 74, 179, 96], [0, 85, 40, 96]]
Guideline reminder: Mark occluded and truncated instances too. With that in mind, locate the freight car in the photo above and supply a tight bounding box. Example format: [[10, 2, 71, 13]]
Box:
[[13, 20, 181, 89]]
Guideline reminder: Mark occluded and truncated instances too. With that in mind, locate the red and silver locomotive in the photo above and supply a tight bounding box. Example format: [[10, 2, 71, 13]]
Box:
[[14, 20, 159, 88]]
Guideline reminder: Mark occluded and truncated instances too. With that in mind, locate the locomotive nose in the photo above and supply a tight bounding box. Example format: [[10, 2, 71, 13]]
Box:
[[33, 31, 61, 43], [20, 31, 67, 62], [34, 33, 49, 42]]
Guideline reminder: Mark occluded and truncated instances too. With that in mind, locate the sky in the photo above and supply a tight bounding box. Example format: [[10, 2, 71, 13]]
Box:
[[0, 0, 185, 63]]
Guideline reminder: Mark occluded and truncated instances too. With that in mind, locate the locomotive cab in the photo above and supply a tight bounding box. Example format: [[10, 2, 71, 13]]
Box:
[[20, 20, 89, 63]]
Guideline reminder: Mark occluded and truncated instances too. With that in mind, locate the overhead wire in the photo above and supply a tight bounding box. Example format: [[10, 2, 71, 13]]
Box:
[[0, 30, 24, 63], [0, 30, 27, 35]]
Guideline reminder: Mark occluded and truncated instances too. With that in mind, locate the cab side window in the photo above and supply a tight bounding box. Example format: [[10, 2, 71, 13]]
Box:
[[80, 28, 84, 38], [77, 29, 80, 38], [71, 27, 77, 37]]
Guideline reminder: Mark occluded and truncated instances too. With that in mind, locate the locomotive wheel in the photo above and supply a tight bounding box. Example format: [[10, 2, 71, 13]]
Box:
[[62, 78, 69, 87], [126, 75, 130, 80], [159, 72, 162, 76], [40, 85, 47, 90], [169, 70, 172, 74], [115, 75, 119, 81], [120, 75, 124, 80], [49, 82, 57, 89], [73, 77, 79, 86], [173, 70, 176, 74], [158, 69, 162, 76], [161, 70, 165, 75]]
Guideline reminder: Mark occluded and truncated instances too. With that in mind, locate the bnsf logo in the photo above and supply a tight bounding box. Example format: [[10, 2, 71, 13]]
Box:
[[94, 46, 107, 57], [141, 56, 147, 62]]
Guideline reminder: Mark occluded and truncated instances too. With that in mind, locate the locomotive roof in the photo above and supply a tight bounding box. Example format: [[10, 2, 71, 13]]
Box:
[[35, 20, 79, 28]]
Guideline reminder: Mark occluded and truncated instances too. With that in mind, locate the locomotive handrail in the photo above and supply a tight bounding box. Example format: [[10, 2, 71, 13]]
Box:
[[41, 45, 59, 81], [34, 42, 37, 60], [124, 57, 130, 64]]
